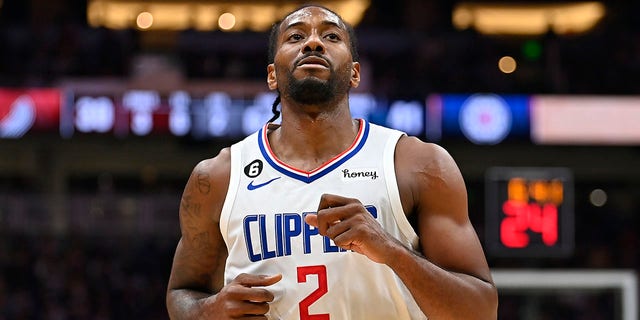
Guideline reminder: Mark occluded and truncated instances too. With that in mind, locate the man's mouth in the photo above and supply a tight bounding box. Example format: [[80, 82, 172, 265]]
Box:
[[297, 55, 330, 68]]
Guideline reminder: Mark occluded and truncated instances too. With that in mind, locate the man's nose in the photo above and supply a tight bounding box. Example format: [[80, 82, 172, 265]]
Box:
[[303, 34, 325, 53]]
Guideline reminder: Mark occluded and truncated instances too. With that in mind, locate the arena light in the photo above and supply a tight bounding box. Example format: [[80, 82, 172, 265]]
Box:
[[453, 2, 606, 36], [87, 0, 370, 31], [136, 12, 153, 30], [218, 12, 236, 31], [498, 56, 517, 74]]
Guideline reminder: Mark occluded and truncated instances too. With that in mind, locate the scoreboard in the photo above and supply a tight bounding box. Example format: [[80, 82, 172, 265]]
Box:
[[1, 87, 425, 140], [4, 86, 639, 147], [485, 167, 574, 257]]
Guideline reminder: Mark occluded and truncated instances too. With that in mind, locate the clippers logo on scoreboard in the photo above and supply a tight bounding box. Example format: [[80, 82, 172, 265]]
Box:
[[485, 167, 574, 257], [459, 94, 512, 145]]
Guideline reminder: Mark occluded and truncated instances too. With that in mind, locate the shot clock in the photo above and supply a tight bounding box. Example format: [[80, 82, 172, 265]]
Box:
[[485, 167, 574, 257]]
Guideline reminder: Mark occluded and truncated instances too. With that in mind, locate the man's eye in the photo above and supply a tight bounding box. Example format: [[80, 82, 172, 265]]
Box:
[[289, 34, 303, 41], [325, 33, 340, 41]]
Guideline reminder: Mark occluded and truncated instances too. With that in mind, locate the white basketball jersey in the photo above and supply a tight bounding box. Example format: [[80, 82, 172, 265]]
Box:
[[220, 119, 428, 319]]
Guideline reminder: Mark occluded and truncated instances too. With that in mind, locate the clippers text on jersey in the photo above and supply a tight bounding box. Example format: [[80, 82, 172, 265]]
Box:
[[243, 206, 378, 262]]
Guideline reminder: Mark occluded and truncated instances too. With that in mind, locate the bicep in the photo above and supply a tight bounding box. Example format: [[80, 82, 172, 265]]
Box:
[[420, 212, 490, 282], [399, 140, 492, 283], [168, 154, 230, 293]]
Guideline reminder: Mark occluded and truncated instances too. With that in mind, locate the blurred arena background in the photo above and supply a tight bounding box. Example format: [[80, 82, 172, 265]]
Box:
[[0, 0, 638, 319]]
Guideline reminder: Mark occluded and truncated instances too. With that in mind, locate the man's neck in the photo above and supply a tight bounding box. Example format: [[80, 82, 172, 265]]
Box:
[[267, 101, 359, 172]]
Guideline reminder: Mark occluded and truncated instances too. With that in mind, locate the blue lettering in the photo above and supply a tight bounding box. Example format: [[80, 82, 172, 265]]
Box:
[[259, 215, 276, 260], [365, 205, 377, 218], [243, 215, 261, 262], [275, 213, 284, 257], [303, 212, 319, 254], [243, 205, 378, 262], [283, 213, 301, 256]]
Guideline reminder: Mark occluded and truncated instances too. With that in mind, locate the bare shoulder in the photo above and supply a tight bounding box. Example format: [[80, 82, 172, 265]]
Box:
[[395, 136, 459, 172], [183, 147, 232, 224], [192, 147, 231, 186], [394, 136, 467, 221]]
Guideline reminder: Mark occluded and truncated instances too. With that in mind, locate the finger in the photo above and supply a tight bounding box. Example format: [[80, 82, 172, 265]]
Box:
[[226, 300, 271, 318], [315, 207, 351, 236], [331, 227, 361, 250], [317, 193, 352, 211], [324, 219, 351, 240], [304, 213, 318, 227], [305, 213, 340, 236], [316, 200, 364, 236], [240, 300, 271, 316], [234, 273, 283, 288], [231, 286, 275, 303]]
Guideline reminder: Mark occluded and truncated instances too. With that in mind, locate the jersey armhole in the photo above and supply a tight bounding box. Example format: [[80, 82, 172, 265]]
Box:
[[383, 133, 420, 249], [219, 144, 240, 246]]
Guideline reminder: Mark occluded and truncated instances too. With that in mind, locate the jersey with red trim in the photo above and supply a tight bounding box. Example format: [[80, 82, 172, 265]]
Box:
[[219, 119, 427, 319]]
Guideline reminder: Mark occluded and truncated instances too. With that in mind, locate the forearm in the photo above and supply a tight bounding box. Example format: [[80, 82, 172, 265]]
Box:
[[386, 245, 498, 319], [167, 288, 213, 320]]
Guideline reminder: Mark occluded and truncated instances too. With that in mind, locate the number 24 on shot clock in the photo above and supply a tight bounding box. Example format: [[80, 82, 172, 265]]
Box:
[[485, 167, 574, 257]]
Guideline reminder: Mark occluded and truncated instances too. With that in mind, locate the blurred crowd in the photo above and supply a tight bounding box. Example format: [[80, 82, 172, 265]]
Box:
[[1, 0, 639, 319], [0, 182, 636, 319], [0, 213, 635, 320], [0, 235, 173, 320], [0, 1, 639, 95]]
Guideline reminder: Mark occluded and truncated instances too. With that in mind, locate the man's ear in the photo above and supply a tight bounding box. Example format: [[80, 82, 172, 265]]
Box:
[[267, 64, 278, 90], [350, 62, 361, 88]]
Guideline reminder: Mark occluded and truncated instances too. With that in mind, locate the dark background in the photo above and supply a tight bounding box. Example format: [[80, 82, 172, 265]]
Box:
[[0, 0, 638, 319]]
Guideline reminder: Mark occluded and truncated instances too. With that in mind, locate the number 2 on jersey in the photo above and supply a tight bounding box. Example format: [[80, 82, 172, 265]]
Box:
[[297, 265, 329, 320]]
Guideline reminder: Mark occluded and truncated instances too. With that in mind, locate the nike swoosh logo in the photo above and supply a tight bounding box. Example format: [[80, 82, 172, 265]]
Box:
[[247, 177, 281, 190]]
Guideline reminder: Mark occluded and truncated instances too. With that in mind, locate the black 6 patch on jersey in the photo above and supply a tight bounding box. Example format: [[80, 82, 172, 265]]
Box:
[[244, 159, 263, 178]]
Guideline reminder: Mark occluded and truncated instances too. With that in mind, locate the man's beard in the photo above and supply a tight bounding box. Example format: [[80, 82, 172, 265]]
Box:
[[286, 67, 350, 105]]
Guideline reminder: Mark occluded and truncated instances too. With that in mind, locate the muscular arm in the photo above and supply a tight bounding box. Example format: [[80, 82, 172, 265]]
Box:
[[306, 136, 498, 318], [166, 149, 282, 319], [390, 137, 498, 319], [166, 149, 230, 319]]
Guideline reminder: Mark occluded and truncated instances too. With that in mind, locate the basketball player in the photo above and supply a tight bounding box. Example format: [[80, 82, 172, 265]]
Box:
[[166, 5, 497, 319]]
